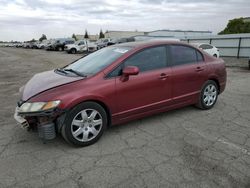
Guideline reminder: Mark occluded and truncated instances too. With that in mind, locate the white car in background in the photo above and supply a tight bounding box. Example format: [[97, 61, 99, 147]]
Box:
[[192, 43, 220, 58], [37, 40, 49, 49], [65, 40, 97, 54]]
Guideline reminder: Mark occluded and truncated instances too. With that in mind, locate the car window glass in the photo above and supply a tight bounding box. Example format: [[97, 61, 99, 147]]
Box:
[[170, 45, 197, 66], [65, 47, 132, 75], [124, 46, 167, 72], [196, 50, 204, 62], [108, 64, 123, 77]]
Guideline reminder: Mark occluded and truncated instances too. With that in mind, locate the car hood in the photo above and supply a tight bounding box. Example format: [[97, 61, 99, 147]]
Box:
[[21, 70, 83, 101]]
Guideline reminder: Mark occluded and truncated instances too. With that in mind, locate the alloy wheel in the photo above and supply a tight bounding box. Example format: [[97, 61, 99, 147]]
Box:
[[71, 109, 103, 142], [203, 84, 217, 106]]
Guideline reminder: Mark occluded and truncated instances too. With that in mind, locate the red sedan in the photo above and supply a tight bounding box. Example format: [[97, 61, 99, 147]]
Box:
[[14, 41, 227, 146]]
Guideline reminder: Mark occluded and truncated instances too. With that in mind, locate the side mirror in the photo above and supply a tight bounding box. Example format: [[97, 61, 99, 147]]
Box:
[[120, 66, 139, 82]]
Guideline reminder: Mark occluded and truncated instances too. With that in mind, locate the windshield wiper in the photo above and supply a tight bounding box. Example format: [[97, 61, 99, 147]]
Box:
[[63, 68, 87, 77], [55, 68, 67, 74]]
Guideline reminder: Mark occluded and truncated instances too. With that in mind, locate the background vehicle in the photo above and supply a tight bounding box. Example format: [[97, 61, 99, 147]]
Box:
[[65, 39, 97, 54], [37, 40, 49, 49], [46, 38, 75, 51], [107, 37, 135, 46], [192, 43, 220, 58], [14, 41, 226, 146], [96, 38, 112, 49]]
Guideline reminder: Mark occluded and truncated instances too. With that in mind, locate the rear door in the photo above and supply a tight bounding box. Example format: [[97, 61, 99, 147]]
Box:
[[170, 45, 207, 104]]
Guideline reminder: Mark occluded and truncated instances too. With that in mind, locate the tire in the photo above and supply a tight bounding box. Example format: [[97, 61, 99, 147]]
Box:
[[61, 102, 107, 146], [196, 80, 218, 110], [71, 48, 76, 54], [58, 47, 63, 51]]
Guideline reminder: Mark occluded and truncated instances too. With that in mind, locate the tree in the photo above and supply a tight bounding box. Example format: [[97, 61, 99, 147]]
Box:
[[219, 17, 250, 34], [72, 33, 77, 40], [84, 30, 89, 39], [39, 34, 47, 42], [99, 29, 105, 39], [30, 38, 36, 42]]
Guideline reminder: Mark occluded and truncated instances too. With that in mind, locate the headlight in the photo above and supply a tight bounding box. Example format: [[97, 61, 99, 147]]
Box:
[[18, 100, 61, 113]]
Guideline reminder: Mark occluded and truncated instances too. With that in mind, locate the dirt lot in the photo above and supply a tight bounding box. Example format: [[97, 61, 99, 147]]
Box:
[[0, 47, 250, 188]]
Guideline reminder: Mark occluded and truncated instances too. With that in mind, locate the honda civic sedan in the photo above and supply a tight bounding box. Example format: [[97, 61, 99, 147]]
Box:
[[14, 41, 227, 146]]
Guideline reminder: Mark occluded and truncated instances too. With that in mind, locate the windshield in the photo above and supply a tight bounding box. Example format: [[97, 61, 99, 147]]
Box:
[[75, 40, 81, 45], [64, 46, 132, 75]]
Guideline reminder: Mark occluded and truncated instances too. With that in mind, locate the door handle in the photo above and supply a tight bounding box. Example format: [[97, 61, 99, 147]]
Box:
[[195, 67, 204, 72], [159, 73, 168, 80]]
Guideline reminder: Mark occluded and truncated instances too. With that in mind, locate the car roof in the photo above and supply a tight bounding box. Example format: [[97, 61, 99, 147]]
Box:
[[114, 40, 190, 49]]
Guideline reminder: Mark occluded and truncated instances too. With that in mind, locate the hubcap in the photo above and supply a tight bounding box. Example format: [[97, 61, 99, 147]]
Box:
[[71, 109, 103, 142], [203, 84, 217, 106]]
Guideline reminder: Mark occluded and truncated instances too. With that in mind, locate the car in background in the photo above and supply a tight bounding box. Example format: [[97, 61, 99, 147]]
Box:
[[37, 40, 50, 49], [46, 38, 75, 51], [31, 42, 41, 49], [65, 39, 97, 54], [14, 40, 226, 146], [96, 38, 112, 49], [22, 42, 34, 48], [192, 43, 220, 58], [108, 37, 135, 46]]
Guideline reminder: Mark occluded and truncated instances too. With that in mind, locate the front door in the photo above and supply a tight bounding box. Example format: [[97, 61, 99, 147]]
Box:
[[114, 46, 172, 120]]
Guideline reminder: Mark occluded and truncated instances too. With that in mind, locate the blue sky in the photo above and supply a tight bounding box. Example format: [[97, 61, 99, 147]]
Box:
[[0, 0, 249, 41]]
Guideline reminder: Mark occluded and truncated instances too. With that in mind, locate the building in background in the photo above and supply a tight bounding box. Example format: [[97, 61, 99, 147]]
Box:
[[104, 29, 212, 40], [75, 34, 99, 41], [104, 30, 146, 39], [147, 30, 212, 39]]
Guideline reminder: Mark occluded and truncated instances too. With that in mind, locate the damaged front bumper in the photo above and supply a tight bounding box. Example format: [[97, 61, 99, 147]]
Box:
[[14, 106, 66, 141], [14, 107, 29, 129]]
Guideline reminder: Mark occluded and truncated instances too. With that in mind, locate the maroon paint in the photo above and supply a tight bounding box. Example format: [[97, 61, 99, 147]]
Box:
[[24, 41, 226, 126]]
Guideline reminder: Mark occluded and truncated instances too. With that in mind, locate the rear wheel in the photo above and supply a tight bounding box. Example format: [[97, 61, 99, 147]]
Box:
[[61, 102, 107, 146], [196, 80, 218, 110]]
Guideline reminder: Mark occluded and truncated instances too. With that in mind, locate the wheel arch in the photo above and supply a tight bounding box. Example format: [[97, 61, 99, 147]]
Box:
[[57, 98, 112, 134], [71, 47, 77, 51], [69, 99, 112, 127], [87, 99, 112, 127], [208, 78, 220, 93]]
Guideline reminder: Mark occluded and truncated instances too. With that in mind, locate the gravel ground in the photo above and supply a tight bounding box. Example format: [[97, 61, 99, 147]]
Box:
[[0, 47, 250, 188]]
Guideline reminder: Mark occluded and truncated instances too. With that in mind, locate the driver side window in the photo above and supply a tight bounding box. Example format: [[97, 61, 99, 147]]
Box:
[[107, 46, 167, 78], [124, 46, 167, 72]]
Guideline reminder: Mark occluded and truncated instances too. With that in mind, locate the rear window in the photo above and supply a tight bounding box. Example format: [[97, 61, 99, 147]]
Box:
[[170, 45, 203, 66]]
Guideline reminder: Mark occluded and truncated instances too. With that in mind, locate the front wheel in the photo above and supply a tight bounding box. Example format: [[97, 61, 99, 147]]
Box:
[[61, 102, 107, 146], [196, 80, 218, 110], [70, 48, 76, 54]]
